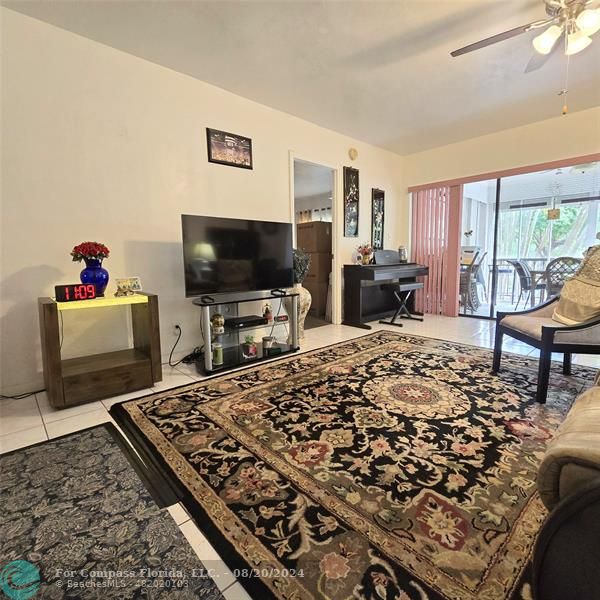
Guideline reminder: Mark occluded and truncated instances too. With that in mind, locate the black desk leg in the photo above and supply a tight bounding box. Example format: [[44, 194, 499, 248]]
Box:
[[342, 320, 372, 330], [343, 277, 374, 329]]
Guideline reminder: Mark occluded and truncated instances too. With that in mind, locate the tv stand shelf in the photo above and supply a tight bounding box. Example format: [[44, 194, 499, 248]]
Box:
[[192, 291, 300, 375], [223, 320, 289, 334], [38, 293, 162, 408], [205, 342, 295, 374]]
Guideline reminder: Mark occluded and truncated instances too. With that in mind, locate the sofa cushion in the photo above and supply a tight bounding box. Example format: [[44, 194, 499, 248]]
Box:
[[537, 385, 600, 509]]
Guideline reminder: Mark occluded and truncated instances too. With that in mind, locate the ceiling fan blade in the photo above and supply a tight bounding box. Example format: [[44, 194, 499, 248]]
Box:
[[450, 19, 553, 57], [524, 33, 563, 73], [524, 51, 552, 73]]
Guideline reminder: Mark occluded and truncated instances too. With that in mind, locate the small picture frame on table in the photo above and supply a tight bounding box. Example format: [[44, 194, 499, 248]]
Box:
[[114, 277, 142, 297]]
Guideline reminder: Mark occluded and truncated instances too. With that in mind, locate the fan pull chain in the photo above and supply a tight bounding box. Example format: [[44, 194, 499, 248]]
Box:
[[559, 22, 571, 115]]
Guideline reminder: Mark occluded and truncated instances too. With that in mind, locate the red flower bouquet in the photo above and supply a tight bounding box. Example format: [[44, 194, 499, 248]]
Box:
[[71, 241, 110, 263], [357, 243, 373, 265], [357, 243, 373, 257]]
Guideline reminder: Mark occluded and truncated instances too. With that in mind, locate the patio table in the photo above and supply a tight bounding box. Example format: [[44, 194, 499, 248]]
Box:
[[529, 269, 547, 307]]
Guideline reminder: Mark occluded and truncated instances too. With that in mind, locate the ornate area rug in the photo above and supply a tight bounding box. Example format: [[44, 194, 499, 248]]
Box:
[[0, 424, 223, 599], [111, 332, 596, 600]]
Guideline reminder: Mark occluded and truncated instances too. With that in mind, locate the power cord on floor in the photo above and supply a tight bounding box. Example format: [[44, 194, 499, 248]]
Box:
[[168, 325, 204, 367], [1, 389, 45, 400], [180, 347, 204, 364]]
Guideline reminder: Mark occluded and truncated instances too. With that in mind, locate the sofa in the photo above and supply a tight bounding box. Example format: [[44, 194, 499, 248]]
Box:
[[533, 382, 600, 599], [537, 383, 600, 509]]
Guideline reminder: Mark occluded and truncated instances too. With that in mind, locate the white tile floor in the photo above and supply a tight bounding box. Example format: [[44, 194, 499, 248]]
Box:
[[1, 315, 598, 599]]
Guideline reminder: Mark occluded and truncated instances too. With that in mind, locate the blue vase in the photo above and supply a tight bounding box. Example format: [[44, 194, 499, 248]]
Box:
[[80, 258, 109, 296]]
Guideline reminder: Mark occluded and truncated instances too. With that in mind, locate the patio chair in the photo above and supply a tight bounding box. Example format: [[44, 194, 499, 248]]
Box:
[[545, 256, 582, 298], [508, 259, 546, 310], [493, 246, 600, 404], [460, 252, 486, 313], [488, 260, 513, 302]]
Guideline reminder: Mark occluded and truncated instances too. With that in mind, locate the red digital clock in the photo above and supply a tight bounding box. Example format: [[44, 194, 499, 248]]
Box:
[[55, 284, 97, 302]]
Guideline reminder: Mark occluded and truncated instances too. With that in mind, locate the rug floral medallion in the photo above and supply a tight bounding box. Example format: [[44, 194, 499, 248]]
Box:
[[114, 332, 596, 600]]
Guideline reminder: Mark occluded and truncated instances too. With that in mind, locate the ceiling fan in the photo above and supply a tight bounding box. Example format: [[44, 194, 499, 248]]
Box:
[[451, 0, 600, 59]]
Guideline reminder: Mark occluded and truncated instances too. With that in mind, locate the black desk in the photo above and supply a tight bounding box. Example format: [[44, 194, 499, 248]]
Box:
[[342, 263, 429, 329]]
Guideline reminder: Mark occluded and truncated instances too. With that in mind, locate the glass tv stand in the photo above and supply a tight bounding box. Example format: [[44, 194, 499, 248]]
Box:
[[192, 291, 299, 375]]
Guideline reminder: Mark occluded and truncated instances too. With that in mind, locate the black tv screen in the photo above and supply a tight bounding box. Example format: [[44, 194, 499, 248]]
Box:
[[181, 215, 294, 297]]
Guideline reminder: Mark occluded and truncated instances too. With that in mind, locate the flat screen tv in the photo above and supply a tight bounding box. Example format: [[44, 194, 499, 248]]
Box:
[[181, 215, 294, 297]]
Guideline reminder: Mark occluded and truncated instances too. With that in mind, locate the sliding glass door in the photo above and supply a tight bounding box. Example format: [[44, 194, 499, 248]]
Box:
[[459, 179, 498, 317], [460, 161, 599, 319]]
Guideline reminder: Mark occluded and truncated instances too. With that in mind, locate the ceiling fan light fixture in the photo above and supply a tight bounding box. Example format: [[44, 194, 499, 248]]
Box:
[[566, 30, 593, 55], [575, 8, 600, 35], [532, 24, 562, 54]]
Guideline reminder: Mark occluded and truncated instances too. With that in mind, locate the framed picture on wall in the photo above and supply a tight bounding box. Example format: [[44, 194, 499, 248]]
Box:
[[343, 166, 359, 237], [371, 188, 385, 250], [206, 128, 253, 169]]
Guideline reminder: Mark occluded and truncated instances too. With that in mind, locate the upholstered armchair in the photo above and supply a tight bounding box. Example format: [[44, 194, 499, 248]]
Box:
[[492, 297, 600, 404]]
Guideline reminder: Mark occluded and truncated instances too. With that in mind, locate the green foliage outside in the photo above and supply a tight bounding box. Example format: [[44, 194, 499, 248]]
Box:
[[498, 203, 598, 260]]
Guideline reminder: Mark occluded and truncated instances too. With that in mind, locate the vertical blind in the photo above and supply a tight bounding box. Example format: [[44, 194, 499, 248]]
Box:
[[411, 185, 462, 316]]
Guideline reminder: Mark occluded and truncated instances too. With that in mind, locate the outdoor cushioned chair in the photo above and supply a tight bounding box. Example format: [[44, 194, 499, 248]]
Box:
[[460, 251, 486, 313], [492, 245, 600, 404]]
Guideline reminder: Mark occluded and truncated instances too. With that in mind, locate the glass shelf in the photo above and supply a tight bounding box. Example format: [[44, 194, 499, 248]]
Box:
[[195, 291, 299, 374], [192, 290, 298, 307], [199, 342, 296, 374], [224, 320, 289, 334]]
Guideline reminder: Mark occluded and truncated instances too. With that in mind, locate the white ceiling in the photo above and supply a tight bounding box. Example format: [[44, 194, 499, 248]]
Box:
[[4, 0, 600, 154], [464, 160, 600, 202]]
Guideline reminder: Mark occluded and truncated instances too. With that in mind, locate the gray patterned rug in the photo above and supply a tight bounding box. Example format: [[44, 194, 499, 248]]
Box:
[[0, 423, 223, 599]]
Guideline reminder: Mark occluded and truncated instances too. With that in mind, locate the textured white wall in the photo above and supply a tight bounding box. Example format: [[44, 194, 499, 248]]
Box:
[[404, 106, 600, 188], [0, 9, 407, 395], [5, 7, 596, 396]]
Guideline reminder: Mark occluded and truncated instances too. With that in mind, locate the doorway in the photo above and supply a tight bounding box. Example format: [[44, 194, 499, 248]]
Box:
[[460, 161, 600, 319], [293, 159, 335, 330]]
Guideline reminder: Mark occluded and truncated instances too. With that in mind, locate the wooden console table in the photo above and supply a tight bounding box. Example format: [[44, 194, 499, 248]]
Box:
[[38, 292, 162, 408]]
